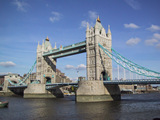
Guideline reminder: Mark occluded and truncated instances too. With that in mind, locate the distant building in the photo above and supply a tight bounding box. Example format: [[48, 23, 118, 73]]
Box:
[[23, 69, 72, 84], [0, 75, 5, 85], [0, 73, 21, 86], [56, 69, 72, 83]]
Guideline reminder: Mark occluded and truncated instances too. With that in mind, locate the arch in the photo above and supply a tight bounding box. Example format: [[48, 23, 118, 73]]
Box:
[[11, 81, 17, 84], [100, 71, 110, 81], [45, 77, 51, 84]]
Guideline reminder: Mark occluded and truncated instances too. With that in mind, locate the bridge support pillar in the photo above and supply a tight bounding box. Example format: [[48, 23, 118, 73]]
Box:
[[76, 80, 121, 102], [24, 84, 64, 98]]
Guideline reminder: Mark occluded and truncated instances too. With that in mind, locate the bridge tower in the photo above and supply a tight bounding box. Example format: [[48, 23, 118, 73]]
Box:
[[76, 17, 121, 102], [24, 37, 61, 98], [36, 37, 56, 84], [86, 16, 112, 81]]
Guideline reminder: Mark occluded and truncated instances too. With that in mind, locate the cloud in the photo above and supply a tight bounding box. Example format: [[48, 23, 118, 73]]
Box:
[[156, 43, 160, 49], [77, 64, 86, 71], [124, 0, 140, 10], [65, 65, 75, 70], [80, 20, 89, 28], [153, 33, 160, 39], [145, 39, 158, 46], [124, 23, 140, 29], [147, 25, 160, 31], [80, 11, 98, 28], [144, 33, 160, 47], [12, 0, 29, 12], [69, 77, 78, 81], [126, 38, 141, 46], [49, 11, 62, 23], [0, 72, 12, 75], [88, 11, 98, 20], [0, 61, 16, 67], [65, 64, 86, 71]]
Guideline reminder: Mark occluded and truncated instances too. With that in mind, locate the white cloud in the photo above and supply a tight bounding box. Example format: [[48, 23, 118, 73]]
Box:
[[124, 23, 140, 29], [69, 77, 78, 81], [0, 61, 16, 67], [126, 38, 141, 46], [147, 25, 160, 31], [80, 20, 89, 28], [156, 43, 160, 49], [124, 0, 140, 10], [65, 65, 75, 70], [145, 39, 158, 46], [80, 11, 98, 28], [153, 33, 160, 39], [77, 64, 86, 71], [65, 64, 86, 71], [49, 11, 62, 23], [88, 11, 98, 20], [12, 0, 29, 12], [0, 72, 12, 75]]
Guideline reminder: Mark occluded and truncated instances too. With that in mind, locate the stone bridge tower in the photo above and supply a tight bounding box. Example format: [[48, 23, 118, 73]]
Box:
[[36, 37, 57, 84], [76, 17, 120, 102], [86, 16, 112, 81]]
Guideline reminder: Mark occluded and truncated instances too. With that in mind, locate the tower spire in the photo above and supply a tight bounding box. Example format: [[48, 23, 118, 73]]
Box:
[[54, 42, 57, 49], [45, 36, 49, 41], [107, 25, 112, 39], [97, 16, 101, 23], [108, 25, 111, 34]]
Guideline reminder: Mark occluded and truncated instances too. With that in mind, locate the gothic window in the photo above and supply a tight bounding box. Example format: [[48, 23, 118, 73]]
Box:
[[38, 65, 41, 69], [103, 43, 106, 47], [38, 57, 41, 62]]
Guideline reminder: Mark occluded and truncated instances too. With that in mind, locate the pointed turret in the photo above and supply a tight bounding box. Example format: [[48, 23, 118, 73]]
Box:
[[95, 16, 103, 35], [37, 41, 41, 52], [107, 25, 112, 39], [60, 45, 63, 50], [86, 22, 89, 31], [86, 22, 90, 37], [42, 40, 45, 51], [54, 42, 57, 49], [38, 41, 40, 47], [97, 16, 101, 23], [108, 25, 111, 34], [45, 36, 49, 41]]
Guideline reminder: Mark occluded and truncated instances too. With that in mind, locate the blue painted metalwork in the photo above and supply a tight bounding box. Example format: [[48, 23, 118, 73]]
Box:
[[103, 79, 160, 85], [43, 41, 86, 57], [31, 80, 40, 84], [8, 60, 37, 86], [98, 43, 160, 78], [7, 79, 160, 90], [52, 48, 86, 59]]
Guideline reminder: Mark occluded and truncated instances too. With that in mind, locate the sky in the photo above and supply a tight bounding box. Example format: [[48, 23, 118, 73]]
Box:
[[0, 0, 160, 80]]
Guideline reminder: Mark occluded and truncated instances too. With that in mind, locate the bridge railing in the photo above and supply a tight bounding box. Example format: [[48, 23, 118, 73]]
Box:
[[98, 43, 160, 79], [43, 41, 86, 56]]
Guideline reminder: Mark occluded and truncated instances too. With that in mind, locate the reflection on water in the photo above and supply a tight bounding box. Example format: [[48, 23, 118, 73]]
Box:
[[0, 93, 160, 120]]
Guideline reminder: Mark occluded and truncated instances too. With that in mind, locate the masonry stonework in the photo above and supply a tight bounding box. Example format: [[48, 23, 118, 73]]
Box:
[[36, 37, 57, 84], [86, 17, 112, 81]]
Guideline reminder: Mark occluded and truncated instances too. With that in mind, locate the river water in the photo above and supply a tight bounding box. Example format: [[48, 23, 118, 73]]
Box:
[[0, 93, 160, 120]]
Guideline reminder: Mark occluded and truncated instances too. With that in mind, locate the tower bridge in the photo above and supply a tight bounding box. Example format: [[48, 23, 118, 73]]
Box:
[[1, 16, 160, 102]]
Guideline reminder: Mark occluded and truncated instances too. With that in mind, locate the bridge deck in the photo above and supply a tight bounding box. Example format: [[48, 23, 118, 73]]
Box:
[[2, 79, 160, 90], [43, 41, 86, 58]]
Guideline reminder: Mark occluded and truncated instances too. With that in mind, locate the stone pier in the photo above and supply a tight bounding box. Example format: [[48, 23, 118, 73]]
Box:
[[24, 83, 64, 98], [76, 80, 121, 102]]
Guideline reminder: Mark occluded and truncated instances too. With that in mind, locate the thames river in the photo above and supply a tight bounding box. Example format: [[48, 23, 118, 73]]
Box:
[[0, 93, 160, 120]]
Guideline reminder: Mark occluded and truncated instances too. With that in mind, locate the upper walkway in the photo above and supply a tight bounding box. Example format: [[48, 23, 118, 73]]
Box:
[[43, 41, 86, 58]]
